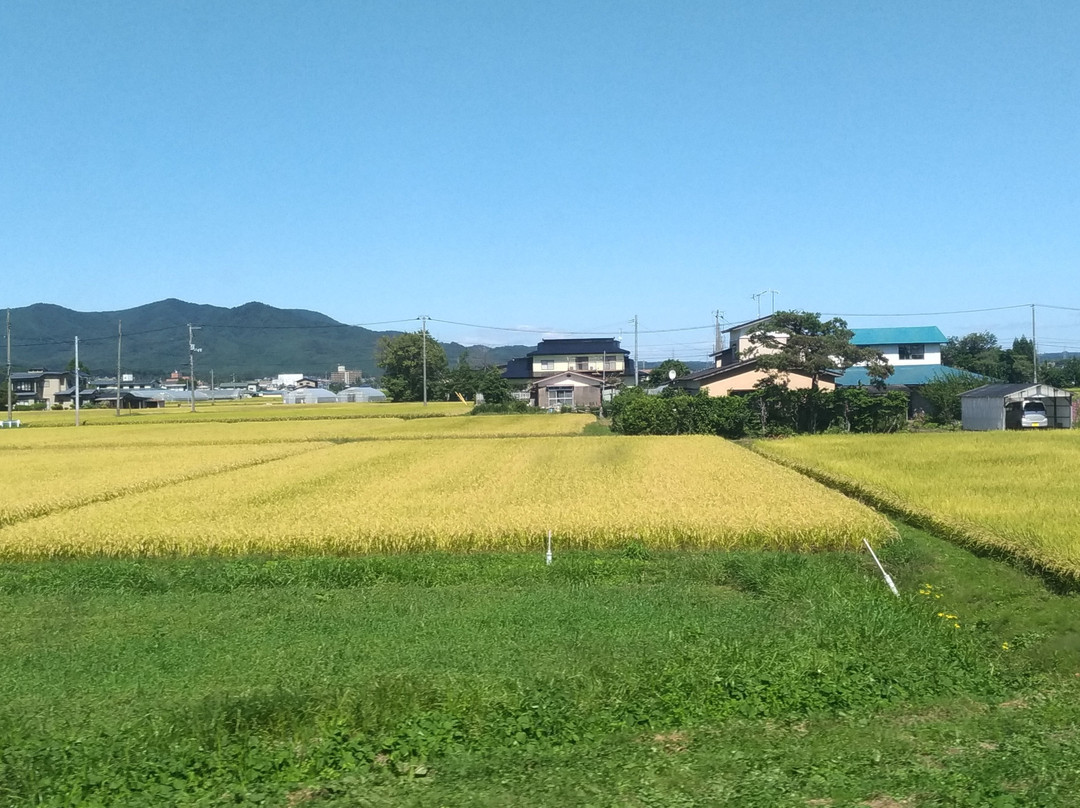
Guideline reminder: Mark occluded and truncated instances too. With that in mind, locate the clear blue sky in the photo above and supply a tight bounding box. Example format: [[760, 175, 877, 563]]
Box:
[[3, 1, 1078, 361]]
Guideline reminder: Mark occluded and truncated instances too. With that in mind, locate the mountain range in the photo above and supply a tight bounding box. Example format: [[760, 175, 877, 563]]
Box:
[[3, 299, 532, 381]]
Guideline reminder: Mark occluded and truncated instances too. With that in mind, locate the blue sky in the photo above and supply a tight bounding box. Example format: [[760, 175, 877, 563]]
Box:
[[2, 1, 1078, 361]]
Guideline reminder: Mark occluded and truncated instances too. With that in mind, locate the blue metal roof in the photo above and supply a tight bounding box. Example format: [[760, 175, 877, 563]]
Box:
[[850, 327, 947, 346], [836, 364, 976, 386]]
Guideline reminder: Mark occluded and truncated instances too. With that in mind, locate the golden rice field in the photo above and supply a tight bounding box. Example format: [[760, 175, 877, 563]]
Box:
[[10, 399, 473, 427], [0, 421, 893, 557], [0, 413, 596, 448], [754, 431, 1080, 579]]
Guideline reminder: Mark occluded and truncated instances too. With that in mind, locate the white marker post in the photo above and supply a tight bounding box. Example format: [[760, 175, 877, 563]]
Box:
[[546, 530, 553, 566], [863, 538, 899, 597]]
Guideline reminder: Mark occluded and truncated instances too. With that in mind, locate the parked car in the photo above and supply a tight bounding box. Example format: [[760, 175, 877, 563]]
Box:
[[1005, 399, 1049, 429]]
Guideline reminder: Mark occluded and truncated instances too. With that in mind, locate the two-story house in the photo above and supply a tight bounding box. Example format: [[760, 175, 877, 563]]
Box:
[[502, 338, 636, 409], [837, 326, 950, 386], [673, 317, 840, 396], [9, 369, 84, 409]]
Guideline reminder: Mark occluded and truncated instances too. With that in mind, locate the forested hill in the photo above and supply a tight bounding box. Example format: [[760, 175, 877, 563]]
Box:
[[2, 299, 530, 380]]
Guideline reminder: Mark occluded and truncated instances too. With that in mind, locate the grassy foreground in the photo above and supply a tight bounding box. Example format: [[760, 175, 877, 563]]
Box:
[[2, 524, 1079, 807]]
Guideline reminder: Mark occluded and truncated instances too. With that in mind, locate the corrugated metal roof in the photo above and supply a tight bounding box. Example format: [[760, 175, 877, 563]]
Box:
[[959, 383, 1071, 399], [837, 364, 972, 386], [851, 326, 947, 346]]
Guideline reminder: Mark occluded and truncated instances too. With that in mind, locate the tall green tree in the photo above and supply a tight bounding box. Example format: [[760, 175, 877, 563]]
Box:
[[942, 332, 1003, 378], [646, 359, 691, 387], [374, 331, 448, 402], [748, 311, 893, 390]]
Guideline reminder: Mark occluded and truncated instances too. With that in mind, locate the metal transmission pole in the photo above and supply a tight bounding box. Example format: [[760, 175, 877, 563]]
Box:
[[633, 314, 639, 386], [116, 320, 122, 417], [420, 315, 428, 406], [188, 324, 202, 413]]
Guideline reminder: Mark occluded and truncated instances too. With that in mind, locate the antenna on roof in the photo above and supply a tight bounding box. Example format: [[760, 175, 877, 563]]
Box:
[[752, 290, 780, 318]]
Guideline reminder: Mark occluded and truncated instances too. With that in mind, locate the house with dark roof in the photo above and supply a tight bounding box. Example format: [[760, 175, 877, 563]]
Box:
[[502, 338, 635, 409], [9, 369, 86, 408]]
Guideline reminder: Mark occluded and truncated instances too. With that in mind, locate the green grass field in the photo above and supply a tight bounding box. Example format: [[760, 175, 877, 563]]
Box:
[[1, 525, 1079, 807]]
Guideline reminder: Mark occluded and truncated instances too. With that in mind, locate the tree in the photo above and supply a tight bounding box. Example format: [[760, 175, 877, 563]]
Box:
[[476, 367, 512, 405], [646, 359, 691, 387], [942, 332, 1003, 378], [919, 370, 986, 424], [748, 311, 893, 390], [374, 331, 448, 402], [445, 351, 481, 399]]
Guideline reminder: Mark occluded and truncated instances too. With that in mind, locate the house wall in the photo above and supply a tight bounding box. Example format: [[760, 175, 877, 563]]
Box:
[[725, 327, 784, 364], [700, 368, 836, 397], [532, 354, 625, 375], [533, 376, 602, 409], [860, 343, 941, 366]]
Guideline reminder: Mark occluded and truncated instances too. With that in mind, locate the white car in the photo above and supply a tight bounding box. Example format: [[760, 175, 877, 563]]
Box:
[[1006, 399, 1049, 429]]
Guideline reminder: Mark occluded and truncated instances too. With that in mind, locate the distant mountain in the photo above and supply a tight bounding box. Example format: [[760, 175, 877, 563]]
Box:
[[3, 299, 531, 380]]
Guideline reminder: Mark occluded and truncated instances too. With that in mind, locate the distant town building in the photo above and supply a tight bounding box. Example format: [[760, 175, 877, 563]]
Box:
[[329, 365, 363, 386]]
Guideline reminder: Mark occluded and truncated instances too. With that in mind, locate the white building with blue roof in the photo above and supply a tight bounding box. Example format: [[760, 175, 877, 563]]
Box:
[[838, 326, 970, 386]]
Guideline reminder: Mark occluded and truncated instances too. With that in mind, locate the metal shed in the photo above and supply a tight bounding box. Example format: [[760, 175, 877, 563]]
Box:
[[959, 383, 1073, 431]]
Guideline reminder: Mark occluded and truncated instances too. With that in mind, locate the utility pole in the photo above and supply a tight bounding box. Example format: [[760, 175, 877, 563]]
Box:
[[633, 314, 639, 386], [74, 336, 81, 426], [713, 310, 724, 354], [1032, 303, 1038, 385], [420, 315, 428, 406], [116, 320, 122, 417], [599, 350, 607, 417], [211, 369, 215, 405], [188, 324, 202, 413], [6, 310, 13, 424]]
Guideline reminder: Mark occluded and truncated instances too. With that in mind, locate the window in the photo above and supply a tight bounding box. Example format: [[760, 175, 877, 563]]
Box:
[[604, 355, 617, 370], [539, 359, 554, 371], [576, 356, 590, 371], [898, 344, 924, 360], [547, 386, 574, 408]]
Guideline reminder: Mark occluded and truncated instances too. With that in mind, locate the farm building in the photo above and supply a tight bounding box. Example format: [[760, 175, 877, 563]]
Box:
[[282, 388, 339, 405], [959, 383, 1073, 430], [336, 386, 387, 403]]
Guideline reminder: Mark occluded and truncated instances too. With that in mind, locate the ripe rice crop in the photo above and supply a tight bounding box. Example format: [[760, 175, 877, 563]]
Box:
[[0, 436, 893, 558], [0, 444, 317, 528], [0, 413, 595, 449], [754, 431, 1080, 579], [10, 399, 472, 427]]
